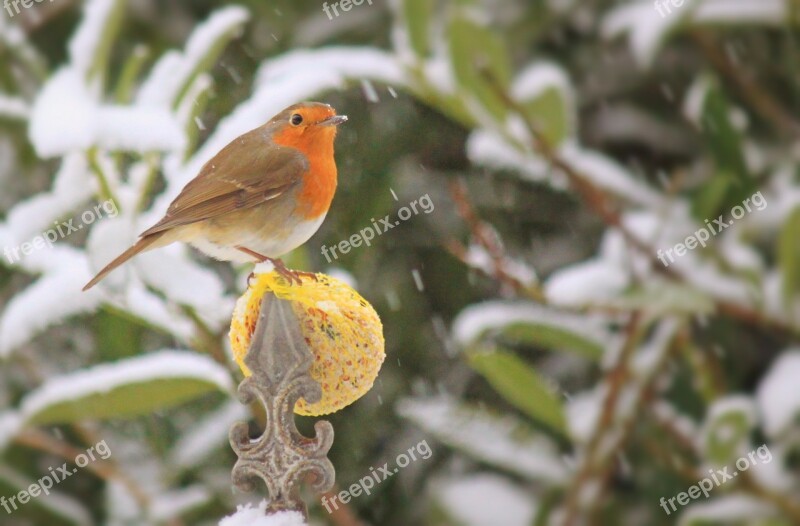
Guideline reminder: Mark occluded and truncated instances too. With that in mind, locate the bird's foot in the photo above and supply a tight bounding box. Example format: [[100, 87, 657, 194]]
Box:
[[270, 258, 317, 286], [237, 247, 316, 286]]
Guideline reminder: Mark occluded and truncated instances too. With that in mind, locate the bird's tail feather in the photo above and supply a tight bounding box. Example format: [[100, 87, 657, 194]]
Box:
[[83, 233, 164, 291]]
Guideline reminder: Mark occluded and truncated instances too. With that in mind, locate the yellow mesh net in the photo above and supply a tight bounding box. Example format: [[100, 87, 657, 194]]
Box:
[[230, 272, 385, 416]]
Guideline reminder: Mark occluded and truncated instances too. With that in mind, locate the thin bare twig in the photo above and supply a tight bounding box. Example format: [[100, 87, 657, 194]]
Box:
[[691, 31, 800, 140], [445, 178, 545, 301]]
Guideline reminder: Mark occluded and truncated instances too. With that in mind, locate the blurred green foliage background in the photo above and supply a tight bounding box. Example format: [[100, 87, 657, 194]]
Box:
[[2, 0, 800, 525]]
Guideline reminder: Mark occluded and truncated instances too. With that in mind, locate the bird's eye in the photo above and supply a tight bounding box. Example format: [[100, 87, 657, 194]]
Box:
[[290, 113, 303, 126]]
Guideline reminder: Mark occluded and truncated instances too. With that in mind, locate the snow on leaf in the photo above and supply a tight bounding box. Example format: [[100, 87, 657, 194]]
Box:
[[136, 6, 250, 109], [0, 94, 29, 120], [678, 495, 776, 526], [85, 217, 231, 330], [545, 258, 630, 307], [150, 486, 211, 522], [692, 0, 786, 25], [67, 0, 122, 78], [512, 62, 572, 103], [453, 301, 610, 360], [434, 474, 537, 526], [756, 351, 800, 439], [701, 395, 757, 464], [678, 263, 757, 306], [219, 501, 307, 526], [613, 281, 716, 317], [0, 257, 104, 357], [118, 286, 196, 342], [20, 351, 233, 425], [0, 412, 21, 452], [683, 76, 713, 126], [466, 128, 561, 186], [566, 386, 605, 444], [94, 106, 185, 152], [602, 0, 687, 68], [29, 69, 184, 157], [559, 143, 663, 207], [462, 244, 537, 287], [258, 47, 404, 88], [631, 317, 680, 376], [467, 134, 661, 206], [136, 247, 233, 328], [398, 396, 569, 483], [2, 153, 94, 244], [604, 0, 786, 70], [29, 69, 96, 157], [512, 61, 575, 145], [83, 216, 199, 338]]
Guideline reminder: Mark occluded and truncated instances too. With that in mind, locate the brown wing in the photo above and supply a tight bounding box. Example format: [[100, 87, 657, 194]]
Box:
[[142, 129, 308, 236]]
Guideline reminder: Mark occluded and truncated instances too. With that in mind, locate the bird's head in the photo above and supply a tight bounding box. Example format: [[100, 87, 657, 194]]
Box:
[[270, 102, 347, 153]]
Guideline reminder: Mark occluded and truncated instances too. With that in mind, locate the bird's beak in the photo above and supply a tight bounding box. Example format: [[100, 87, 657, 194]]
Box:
[[318, 115, 348, 127]]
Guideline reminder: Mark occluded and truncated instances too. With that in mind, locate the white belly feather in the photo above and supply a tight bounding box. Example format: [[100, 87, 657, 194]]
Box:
[[188, 214, 327, 263]]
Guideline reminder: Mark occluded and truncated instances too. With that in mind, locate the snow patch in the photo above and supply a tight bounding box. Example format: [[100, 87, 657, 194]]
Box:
[[0, 95, 29, 119], [452, 301, 609, 350], [219, 501, 306, 526], [435, 474, 536, 526], [756, 351, 800, 438], [398, 396, 568, 482]]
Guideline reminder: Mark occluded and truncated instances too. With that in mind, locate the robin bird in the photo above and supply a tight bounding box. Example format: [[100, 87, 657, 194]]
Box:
[[83, 102, 347, 291]]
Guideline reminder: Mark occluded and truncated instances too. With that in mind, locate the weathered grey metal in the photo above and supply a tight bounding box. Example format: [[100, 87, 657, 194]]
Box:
[[229, 292, 335, 515]]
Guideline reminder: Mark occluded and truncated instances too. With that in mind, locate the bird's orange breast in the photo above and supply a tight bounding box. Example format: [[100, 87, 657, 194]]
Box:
[[272, 128, 338, 220]]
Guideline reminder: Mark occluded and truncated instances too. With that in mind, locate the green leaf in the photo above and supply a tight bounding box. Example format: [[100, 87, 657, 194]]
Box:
[[690, 171, 733, 222], [691, 80, 756, 221], [613, 281, 716, 317], [93, 310, 144, 361], [114, 45, 151, 103], [448, 12, 512, 121], [401, 0, 433, 58], [454, 302, 606, 361], [26, 378, 221, 425], [702, 398, 755, 465], [521, 86, 570, 146], [87, 0, 126, 84], [21, 352, 232, 425], [468, 350, 567, 436], [498, 322, 603, 361], [778, 206, 800, 309], [701, 85, 748, 184]]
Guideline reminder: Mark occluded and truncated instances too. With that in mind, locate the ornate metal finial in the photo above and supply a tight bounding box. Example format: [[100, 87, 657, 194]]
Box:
[[229, 292, 335, 515]]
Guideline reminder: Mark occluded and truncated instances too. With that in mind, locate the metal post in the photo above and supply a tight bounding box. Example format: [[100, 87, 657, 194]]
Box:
[[229, 292, 335, 516]]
